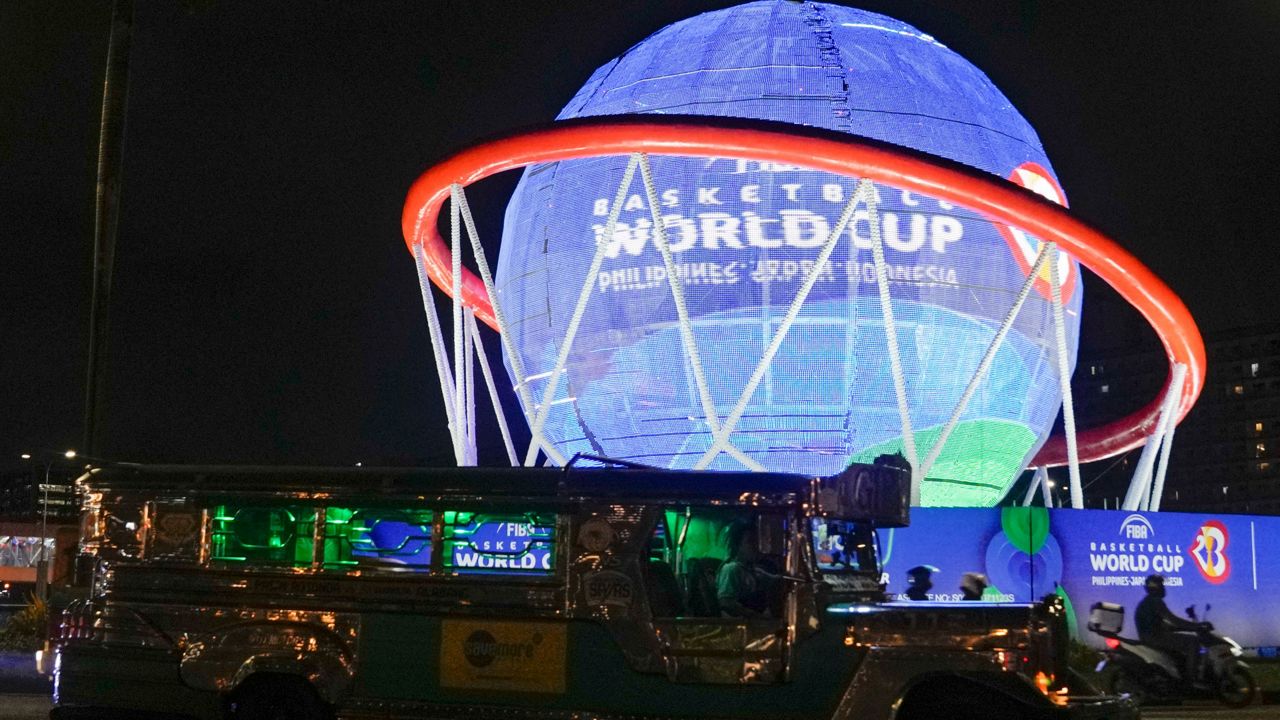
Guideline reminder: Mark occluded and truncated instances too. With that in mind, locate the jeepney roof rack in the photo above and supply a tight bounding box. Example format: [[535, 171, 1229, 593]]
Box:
[[562, 452, 661, 471], [76, 460, 910, 525]]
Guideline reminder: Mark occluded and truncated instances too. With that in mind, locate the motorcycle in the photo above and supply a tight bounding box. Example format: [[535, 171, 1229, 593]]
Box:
[[1088, 601, 1257, 707]]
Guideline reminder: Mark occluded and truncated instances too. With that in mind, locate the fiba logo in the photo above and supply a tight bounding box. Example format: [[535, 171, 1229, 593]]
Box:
[[1189, 521, 1230, 584], [1120, 514, 1154, 540]]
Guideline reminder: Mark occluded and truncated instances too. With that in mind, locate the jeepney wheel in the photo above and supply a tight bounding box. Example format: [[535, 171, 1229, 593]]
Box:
[[1218, 666, 1257, 708], [1108, 670, 1147, 706], [227, 673, 333, 720]]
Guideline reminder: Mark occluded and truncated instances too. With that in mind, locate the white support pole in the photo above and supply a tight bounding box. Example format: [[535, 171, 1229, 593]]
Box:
[[411, 243, 463, 464], [464, 306, 477, 465], [1149, 363, 1188, 512], [1150, 425, 1177, 511], [867, 186, 920, 503], [1143, 468, 1154, 512], [918, 243, 1050, 480], [1124, 436, 1159, 511], [1023, 466, 1046, 506], [636, 154, 763, 472], [523, 155, 640, 466], [1040, 467, 1054, 508], [450, 184, 568, 466], [694, 181, 868, 470], [1047, 242, 1084, 509], [1122, 362, 1186, 511], [469, 312, 519, 466], [449, 190, 468, 466]]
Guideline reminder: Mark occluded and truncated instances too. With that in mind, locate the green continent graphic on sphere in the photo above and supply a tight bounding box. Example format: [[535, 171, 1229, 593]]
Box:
[[852, 421, 1039, 507]]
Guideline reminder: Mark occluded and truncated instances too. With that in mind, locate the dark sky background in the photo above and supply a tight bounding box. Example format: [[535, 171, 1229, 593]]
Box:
[[3, 1, 1279, 470]]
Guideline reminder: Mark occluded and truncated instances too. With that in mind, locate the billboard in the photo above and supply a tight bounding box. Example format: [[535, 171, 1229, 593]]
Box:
[[881, 508, 1280, 650], [495, 2, 1080, 506]]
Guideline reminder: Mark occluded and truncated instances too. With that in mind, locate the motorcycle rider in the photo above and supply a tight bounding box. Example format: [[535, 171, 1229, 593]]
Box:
[[904, 565, 937, 601], [960, 572, 988, 601], [1135, 574, 1204, 680]]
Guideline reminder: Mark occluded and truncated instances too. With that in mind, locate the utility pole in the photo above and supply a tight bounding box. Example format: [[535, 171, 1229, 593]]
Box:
[[83, 0, 135, 455]]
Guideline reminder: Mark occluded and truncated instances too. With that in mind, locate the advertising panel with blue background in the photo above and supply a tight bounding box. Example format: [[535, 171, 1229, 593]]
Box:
[[881, 508, 1280, 650]]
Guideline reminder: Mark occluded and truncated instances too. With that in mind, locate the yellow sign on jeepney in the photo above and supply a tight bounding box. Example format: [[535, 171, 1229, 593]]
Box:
[[440, 619, 566, 694]]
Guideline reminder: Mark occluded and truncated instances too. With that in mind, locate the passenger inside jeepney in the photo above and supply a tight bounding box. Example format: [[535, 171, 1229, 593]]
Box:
[[716, 520, 783, 618]]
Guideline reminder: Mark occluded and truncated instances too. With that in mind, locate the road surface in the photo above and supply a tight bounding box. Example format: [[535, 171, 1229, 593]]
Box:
[[0, 695, 1274, 719]]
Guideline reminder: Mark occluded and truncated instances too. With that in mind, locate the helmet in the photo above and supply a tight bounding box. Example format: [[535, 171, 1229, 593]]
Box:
[[907, 565, 939, 583], [961, 572, 989, 595]]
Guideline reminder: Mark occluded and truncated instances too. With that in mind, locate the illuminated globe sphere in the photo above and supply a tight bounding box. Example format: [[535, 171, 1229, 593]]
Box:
[[494, 1, 1081, 506]]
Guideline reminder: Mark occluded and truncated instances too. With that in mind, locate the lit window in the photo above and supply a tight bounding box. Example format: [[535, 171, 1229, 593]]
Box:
[[1222, 486, 1229, 495], [1252, 362, 1260, 377], [1257, 442, 1267, 457], [1233, 384, 1245, 396], [1100, 385, 1110, 394], [1259, 462, 1272, 472], [1089, 365, 1097, 376], [1256, 422, 1265, 433]]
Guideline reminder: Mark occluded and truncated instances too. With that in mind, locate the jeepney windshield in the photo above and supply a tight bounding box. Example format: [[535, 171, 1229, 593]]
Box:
[[811, 518, 878, 575]]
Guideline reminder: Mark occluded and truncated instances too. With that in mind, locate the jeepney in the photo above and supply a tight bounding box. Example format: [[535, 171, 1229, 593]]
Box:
[[51, 460, 1133, 720]]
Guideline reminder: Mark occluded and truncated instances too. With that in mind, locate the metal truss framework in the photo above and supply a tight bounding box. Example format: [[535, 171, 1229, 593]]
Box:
[[402, 118, 1205, 509]]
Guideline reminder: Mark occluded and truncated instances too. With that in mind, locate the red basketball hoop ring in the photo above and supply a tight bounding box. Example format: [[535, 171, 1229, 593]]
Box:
[[402, 116, 1205, 469]]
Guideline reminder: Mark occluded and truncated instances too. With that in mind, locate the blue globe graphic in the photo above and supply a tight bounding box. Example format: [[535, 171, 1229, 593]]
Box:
[[494, 1, 1081, 506], [984, 530, 1064, 601]]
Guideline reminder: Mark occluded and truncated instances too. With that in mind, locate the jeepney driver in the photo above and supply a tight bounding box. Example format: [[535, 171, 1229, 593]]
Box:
[[717, 521, 782, 618]]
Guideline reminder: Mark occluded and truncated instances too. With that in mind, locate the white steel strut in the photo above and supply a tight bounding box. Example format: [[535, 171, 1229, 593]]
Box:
[[692, 180, 869, 471], [1122, 362, 1187, 511], [918, 242, 1051, 482]]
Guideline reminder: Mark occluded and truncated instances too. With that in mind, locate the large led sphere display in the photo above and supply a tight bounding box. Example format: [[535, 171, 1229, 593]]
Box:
[[494, 1, 1081, 506]]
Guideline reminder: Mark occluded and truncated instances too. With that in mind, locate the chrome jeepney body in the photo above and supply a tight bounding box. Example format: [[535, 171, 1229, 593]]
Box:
[[52, 462, 1132, 720]]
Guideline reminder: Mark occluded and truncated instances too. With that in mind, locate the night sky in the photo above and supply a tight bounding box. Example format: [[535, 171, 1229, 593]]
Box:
[[4, 1, 1279, 470]]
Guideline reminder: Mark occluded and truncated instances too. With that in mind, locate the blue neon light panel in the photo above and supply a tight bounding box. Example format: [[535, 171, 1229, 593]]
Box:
[[494, 1, 1081, 506]]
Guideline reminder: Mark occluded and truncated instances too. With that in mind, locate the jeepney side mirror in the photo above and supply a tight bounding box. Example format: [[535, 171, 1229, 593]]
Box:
[[756, 514, 786, 557]]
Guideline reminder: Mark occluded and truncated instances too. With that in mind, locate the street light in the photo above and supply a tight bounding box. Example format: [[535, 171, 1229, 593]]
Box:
[[21, 449, 78, 600]]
